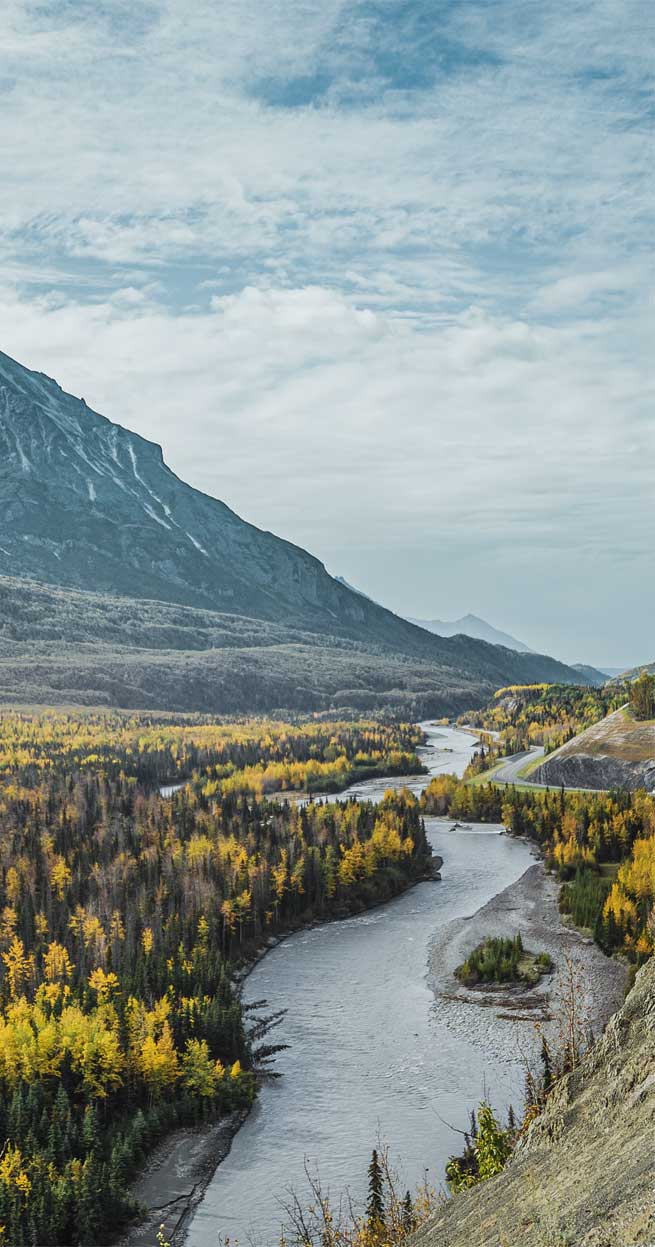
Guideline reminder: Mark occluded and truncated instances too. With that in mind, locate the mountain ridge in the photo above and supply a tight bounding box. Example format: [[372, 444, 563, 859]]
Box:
[[407, 612, 533, 652], [0, 348, 591, 711]]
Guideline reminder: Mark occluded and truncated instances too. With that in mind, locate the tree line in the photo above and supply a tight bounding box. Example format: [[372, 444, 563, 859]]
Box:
[[421, 774, 655, 960]]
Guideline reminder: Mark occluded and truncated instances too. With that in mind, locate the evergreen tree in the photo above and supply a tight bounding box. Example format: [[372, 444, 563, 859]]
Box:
[[401, 1190, 416, 1232], [541, 1035, 553, 1097], [366, 1148, 385, 1229]]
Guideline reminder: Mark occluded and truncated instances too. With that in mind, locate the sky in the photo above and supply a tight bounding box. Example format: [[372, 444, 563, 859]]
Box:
[[0, 0, 652, 668]]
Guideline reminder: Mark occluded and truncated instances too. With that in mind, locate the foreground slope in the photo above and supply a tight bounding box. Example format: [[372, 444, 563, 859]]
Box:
[[413, 955, 655, 1246], [533, 706, 655, 791]]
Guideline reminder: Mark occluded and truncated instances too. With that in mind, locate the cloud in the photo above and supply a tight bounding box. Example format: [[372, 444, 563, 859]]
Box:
[[0, 278, 651, 664], [0, 0, 652, 664], [0, 0, 651, 307]]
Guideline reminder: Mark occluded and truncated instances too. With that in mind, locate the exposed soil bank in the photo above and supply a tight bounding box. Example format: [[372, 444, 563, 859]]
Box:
[[115, 1111, 250, 1247], [428, 858, 628, 1072]]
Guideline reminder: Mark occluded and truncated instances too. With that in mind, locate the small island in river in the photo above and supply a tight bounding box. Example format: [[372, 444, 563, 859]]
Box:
[[455, 932, 553, 989]]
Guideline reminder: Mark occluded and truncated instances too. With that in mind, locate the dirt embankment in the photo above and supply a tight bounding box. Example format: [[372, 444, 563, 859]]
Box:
[[416, 865, 653, 1247], [532, 706, 655, 791], [415, 957, 655, 1246]]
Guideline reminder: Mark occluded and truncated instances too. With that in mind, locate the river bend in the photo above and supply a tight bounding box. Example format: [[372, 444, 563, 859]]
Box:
[[186, 725, 534, 1246]]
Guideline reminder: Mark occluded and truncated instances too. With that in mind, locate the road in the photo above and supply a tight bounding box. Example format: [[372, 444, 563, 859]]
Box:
[[491, 745, 545, 784], [482, 745, 604, 794]]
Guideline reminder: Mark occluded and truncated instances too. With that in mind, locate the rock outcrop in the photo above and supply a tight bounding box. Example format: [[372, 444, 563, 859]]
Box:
[[533, 707, 655, 792]]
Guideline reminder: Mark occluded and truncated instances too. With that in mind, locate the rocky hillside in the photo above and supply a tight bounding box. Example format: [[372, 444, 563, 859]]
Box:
[[0, 348, 591, 712], [0, 348, 415, 648], [413, 956, 655, 1246], [0, 575, 583, 716], [532, 706, 655, 791]]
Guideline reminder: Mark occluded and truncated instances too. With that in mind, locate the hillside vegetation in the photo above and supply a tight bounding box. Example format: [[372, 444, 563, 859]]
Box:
[[460, 682, 626, 756], [0, 576, 590, 717], [532, 705, 655, 791]]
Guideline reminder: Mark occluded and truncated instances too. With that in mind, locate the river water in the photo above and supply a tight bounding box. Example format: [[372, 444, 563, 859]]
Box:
[[186, 725, 534, 1247]]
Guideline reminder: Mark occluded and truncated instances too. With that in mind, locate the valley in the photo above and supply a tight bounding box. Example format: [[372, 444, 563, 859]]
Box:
[[177, 726, 622, 1247], [0, 351, 591, 717], [0, 358, 652, 1246]]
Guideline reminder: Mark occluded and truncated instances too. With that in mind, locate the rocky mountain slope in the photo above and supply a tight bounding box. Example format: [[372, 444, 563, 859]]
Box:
[[413, 954, 655, 1247], [0, 348, 590, 712], [532, 706, 655, 791]]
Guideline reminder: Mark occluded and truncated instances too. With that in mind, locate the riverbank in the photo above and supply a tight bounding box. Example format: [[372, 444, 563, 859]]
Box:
[[125, 857, 628, 1247], [428, 856, 628, 1067], [115, 852, 443, 1247]]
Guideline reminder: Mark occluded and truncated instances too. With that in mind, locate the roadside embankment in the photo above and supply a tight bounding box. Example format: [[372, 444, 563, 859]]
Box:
[[532, 706, 655, 791]]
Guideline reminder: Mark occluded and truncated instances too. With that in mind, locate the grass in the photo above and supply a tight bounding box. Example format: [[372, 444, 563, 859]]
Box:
[[554, 705, 655, 763], [516, 753, 546, 778]]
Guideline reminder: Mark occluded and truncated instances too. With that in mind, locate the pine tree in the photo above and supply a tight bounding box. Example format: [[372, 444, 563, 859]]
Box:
[[401, 1190, 416, 1232], [366, 1148, 385, 1229], [541, 1034, 553, 1097]]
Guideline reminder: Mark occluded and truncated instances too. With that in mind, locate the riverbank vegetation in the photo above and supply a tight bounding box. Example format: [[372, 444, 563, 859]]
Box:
[[421, 776, 655, 962], [279, 1146, 440, 1245], [0, 709, 430, 1246], [455, 934, 552, 988]]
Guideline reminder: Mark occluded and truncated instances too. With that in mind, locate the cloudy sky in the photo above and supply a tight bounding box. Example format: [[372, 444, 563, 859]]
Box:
[[1, 0, 652, 667]]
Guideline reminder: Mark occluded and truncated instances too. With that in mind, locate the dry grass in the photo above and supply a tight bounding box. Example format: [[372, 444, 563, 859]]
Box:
[[556, 707, 655, 764]]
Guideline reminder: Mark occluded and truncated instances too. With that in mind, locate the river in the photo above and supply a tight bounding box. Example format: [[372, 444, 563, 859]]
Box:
[[185, 724, 535, 1246]]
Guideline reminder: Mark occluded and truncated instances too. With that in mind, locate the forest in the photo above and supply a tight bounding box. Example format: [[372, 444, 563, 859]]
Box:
[[0, 711, 431, 1245], [630, 671, 655, 721], [459, 682, 628, 760], [421, 774, 655, 960]]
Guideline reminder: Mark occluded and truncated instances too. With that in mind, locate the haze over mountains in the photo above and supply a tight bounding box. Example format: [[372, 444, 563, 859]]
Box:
[[408, 614, 532, 653], [0, 349, 592, 714]]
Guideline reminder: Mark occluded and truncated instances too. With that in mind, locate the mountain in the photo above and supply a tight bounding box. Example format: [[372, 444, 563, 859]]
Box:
[[572, 662, 609, 686], [0, 349, 591, 713], [334, 575, 374, 602], [609, 662, 650, 680], [408, 613, 533, 653]]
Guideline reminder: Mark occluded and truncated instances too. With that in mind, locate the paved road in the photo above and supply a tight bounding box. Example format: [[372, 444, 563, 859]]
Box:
[[485, 745, 604, 794], [491, 746, 545, 784]]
